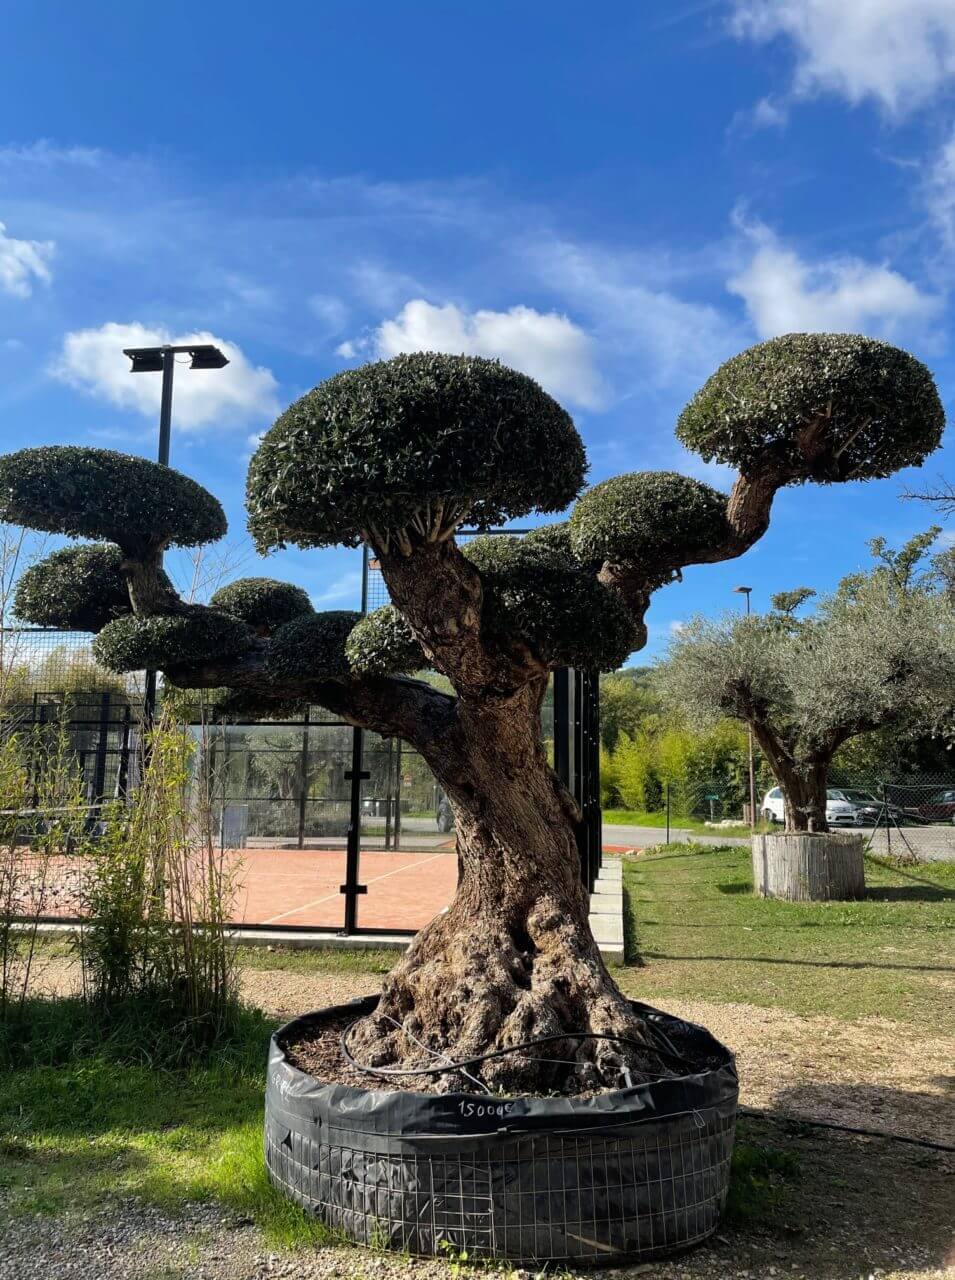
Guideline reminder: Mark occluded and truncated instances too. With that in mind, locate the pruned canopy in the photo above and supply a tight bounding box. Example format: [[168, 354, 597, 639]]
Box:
[[267, 611, 361, 683], [346, 605, 426, 676], [677, 334, 944, 481], [2, 336, 943, 710], [246, 353, 587, 553], [570, 472, 729, 583], [93, 610, 253, 673], [0, 447, 227, 554], [210, 577, 314, 633], [14, 543, 133, 632], [463, 534, 636, 671]]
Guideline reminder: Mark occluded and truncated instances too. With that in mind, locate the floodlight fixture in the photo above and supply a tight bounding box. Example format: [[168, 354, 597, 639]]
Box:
[[123, 343, 229, 465]]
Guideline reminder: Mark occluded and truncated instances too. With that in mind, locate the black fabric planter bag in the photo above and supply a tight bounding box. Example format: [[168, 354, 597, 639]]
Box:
[[265, 996, 738, 1266]]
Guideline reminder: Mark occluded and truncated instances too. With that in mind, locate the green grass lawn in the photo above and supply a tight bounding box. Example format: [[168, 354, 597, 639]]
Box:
[[619, 844, 955, 1029], [603, 808, 769, 837], [0, 999, 327, 1246], [3, 845, 953, 1251]]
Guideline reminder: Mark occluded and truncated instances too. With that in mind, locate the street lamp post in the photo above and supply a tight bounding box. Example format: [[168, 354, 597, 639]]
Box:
[[734, 585, 758, 830], [123, 343, 229, 721]]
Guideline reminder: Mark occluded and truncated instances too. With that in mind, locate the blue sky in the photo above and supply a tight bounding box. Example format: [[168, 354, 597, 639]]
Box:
[[2, 0, 955, 661]]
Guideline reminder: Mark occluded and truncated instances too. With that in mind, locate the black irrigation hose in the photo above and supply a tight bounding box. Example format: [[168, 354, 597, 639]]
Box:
[[740, 1105, 955, 1154], [340, 1018, 698, 1083]]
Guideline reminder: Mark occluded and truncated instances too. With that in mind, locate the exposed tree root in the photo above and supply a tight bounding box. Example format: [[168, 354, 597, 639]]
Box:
[[344, 895, 672, 1096]]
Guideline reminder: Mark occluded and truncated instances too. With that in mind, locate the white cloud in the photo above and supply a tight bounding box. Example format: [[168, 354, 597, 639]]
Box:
[[730, 0, 955, 115], [359, 298, 604, 410], [927, 126, 955, 247], [534, 239, 745, 392], [53, 321, 280, 429], [728, 216, 943, 340], [0, 221, 54, 297], [314, 570, 362, 606]]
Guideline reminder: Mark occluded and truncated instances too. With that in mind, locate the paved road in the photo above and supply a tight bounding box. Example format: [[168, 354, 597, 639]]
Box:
[[602, 824, 749, 849], [603, 822, 955, 861]]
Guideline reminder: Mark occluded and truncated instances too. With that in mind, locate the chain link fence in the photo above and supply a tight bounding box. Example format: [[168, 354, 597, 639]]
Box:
[[659, 773, 955, 860]]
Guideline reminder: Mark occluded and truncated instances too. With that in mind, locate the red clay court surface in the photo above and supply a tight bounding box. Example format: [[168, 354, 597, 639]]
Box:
[[228, 846, 460, 931], [28, 841, 623, 934]]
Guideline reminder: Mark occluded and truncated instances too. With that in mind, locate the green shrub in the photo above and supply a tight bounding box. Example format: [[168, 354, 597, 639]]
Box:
[[0, 446, 227, 553], [463, 534, 636, 670], [13, 543, 132, 631], [77, 714, 240, 1050], [346, 605, 425, 675], [677, 334, 944, 481], [267, 611, 360, 681], [571, 472, 729, 579]]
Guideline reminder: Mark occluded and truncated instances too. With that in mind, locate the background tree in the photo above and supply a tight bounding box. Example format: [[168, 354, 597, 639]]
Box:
[[659, 532, 955, 832], [0, 336, 944, 1093]]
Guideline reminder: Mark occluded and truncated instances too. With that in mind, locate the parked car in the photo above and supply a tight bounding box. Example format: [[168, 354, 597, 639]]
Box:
[[827, 788, 909, 826], [906, 788, 955, 822], [760, 786, 859, 826]]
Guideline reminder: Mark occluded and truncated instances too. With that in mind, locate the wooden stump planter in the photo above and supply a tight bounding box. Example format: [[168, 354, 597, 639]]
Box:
[[751, 831, 865, 901]]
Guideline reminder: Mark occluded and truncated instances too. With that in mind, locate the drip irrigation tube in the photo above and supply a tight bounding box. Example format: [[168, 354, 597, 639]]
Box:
[[340, 1014, 698, 1083], [740, 1105, 955, 1154]]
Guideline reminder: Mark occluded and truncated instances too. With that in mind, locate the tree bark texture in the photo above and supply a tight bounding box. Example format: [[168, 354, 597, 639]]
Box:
[[345, 685, 662, 1094], [751, 832, 865, 901]]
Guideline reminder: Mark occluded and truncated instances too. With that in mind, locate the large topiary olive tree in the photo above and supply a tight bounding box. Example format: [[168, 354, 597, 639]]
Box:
[[1, 337, 944, 1092]]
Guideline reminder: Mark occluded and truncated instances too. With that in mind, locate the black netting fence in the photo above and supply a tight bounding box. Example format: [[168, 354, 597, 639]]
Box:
[[0, 541, 603, 935], [654, 773, 955, 860]]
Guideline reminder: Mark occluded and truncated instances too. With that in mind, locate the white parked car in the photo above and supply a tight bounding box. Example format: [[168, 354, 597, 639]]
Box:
[[760, 786, 859, 826]]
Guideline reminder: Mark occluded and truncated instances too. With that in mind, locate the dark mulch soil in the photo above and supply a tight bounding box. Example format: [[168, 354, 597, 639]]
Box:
[[282, 1009, 721, 1097]]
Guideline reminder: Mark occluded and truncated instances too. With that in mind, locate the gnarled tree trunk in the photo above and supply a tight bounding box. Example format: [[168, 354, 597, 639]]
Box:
[[345, 686, 658, 1094]]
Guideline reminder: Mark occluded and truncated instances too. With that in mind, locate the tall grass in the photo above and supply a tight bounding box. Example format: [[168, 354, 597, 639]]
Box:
[[77, 711, 241, 1054]]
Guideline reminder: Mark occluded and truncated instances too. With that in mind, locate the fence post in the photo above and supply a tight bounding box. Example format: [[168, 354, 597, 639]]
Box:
[[296, 705, 310, 850], [666, 783, 671, 845], [882, 781, 891, 858]]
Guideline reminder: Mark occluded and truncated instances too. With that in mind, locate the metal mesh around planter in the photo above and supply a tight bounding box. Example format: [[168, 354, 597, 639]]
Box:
[[264, 997, 738, 1265]]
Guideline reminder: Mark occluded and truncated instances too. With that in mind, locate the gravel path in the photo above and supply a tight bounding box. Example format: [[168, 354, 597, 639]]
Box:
[[2, 1121, 952, 1280], [6, 959, 953, 1279]]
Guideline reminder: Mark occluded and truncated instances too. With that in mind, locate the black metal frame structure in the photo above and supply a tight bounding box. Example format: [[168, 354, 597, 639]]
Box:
[[2, 540, 602, 937]]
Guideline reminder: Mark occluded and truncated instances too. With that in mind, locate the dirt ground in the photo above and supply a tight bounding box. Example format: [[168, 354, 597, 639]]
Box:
[[16, 955, 955, 1279]]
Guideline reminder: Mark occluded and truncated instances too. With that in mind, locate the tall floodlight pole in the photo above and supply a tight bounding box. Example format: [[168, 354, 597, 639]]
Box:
[[123, 343, 229, 721], [734, 585, 757, 830]]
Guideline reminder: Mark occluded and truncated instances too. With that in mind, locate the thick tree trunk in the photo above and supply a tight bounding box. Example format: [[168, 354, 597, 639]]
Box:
[[345, 688, 660, 1095], [778, 764, 829, 833], [749, 720, 829, 833]]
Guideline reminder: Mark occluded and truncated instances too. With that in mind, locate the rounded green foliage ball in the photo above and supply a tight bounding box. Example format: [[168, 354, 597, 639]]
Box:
[[463, 535, 636, 670], [570, 472, 729, 578], [164, 685, 309, 722], [267, 611, 361, 682], [14, 543, 132, 632], [0, 447, 227, 552], [246, 353, 587, 552], [522, 520, 590, 565], [676, 334, 944, 480], [346, 605, 426, 676], [93, 610, 253, 673], [210, 577, 313, 632]]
